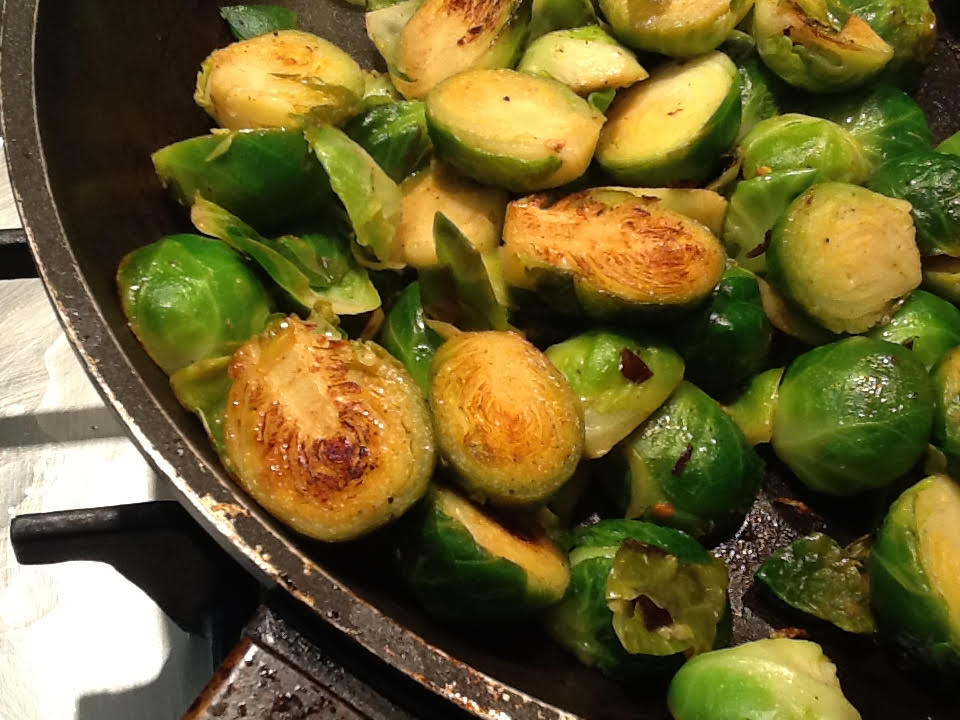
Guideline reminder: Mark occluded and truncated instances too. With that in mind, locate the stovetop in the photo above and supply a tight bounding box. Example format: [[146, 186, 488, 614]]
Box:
[[0, 141, 213, 720]]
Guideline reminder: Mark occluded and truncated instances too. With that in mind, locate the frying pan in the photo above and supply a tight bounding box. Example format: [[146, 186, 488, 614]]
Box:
[[3, 1, 959, 718]]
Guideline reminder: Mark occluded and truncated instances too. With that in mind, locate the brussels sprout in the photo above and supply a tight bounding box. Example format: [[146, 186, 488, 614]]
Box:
[[596, 52, 741, 186], [668, 638, 863, 720], [194, 31, 364, 129], [220, 5, 297, 40], [224, 316, 435, 541], [937, 129, 960, 157], [805, 83, 932, 172], [757, 277, 837, 346], [426, 69, 604, 192], [871, 474, 960, 673], [420, 214, 511, 331], [306, 124, 404, 269], [600, 0, 753, 57], [544, 519, 729, 678], [518, 26, 648, 96], [722, 168, 818, 274], [397, 163, 507, 269], [723, 366, 785, 445], [117, 234, 273, 374], [151, 129, 332, 234], [931, 348, 960, 477], [836, 0, 936, 80], [190, 197, 381, 315], [757, 532, 876, 633], [360, 70, 402, 108], [429, 331, 583, 505], [674, 267, 773, 397], [398, 485, 570, 620], [599, 187, 729, 236], [753, 0, 894, 92], [502, 190, 726, 319], [380, 282, 444, 393], [740, 114, 871, 184], [923, 257, 960, 304], [545, 330, 685, 459], [615, 381, 764, 538], [170, 355, 234, 460], [344, 101, 431, 182], [528, 0, 597, 41], [389, 0, 529, 99], [867, 290, 960, 370], [767, 183, 921, 334], [772, 337, 934, 495], [365, 0, 421, 75], [869, 151, 960, 257]]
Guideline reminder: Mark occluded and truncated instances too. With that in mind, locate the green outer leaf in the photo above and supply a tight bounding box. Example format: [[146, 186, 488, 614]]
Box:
[[116, 234, 273, 374], [619, 382, 765, 538], [587, 88, 616, 113], [723, 367, 785, 446], [869, 151, 960, 257], [170, 356, 234, 463], [757, 532, 876, 633], [545, 329, 684, 459], [674, 267, 773, 397], [867, 290, 960, 371], [344, 101, 432, 182], [380, 282, 443, 392], [871, 476, 960, 672], [931, 348, 960, 477], [151, 129, 332, 234], [736, 56, 783, 142], [220, 5, 297, 40], [772, 337, 934, 495], [270, 233, 351, 287], [528, 0, 597, 41], [937, 130, 960, 157], [567, 519, 713, 562], [306, 124, 405, 269]]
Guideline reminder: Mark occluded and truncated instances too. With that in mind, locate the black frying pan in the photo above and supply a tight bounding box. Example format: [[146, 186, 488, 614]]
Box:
[[3, 1, 959, 718]]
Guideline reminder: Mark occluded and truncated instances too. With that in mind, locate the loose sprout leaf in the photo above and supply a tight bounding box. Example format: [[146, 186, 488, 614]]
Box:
[[344, 101, 432, 183], [606, 539, 729, 657], [220, 5, 298, 41], [937, 129, 960, 157], [587, 88, 616, 113], [380, 282, 444, 392], [170, 356, 234, 462], [271, 233, 351, 287], [757, 532, 876, 634], [306, 123, 405, 269]]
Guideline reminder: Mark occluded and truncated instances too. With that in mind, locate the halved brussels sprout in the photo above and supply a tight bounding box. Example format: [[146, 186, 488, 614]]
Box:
[[502, 190, 727, 319], [398, 485, 570, 619], [668, 638, 863, 720], [722, 169, 818, 274], [390, 0, 528, 99], [766, 183, 921, 334], [753, 0, 893, 92], [380, 281, 443, 393], [757, 532, 875, 633], [931, 348, 960, 478], [601, 0, 753, 57], [869, 151, 960, 257], [598, 187, 729, 236], [615, 381, 764, 538], [836, 0, 936, 80], [545, 329, 684, 459], [426, 69, 605, 192], [867, 290, 960, 370], [740, 114, 871, 184], [923, 257, 960, 304], [344, 101, 431, 182], [306, 124, 405, 269], [365, 0, 421, 75], [397, 163, 507, 269], [596, 51, 741, 186], [674, 267, 773, 397], [518, 26, 648, 96], [224, 316, 435, 541], [194, 30, 364, 129], [117, 234, 273, 375], [529, 0, 597, 40], [722, 366, 784, 445], [544, 519, 729, 678], [871, 474, 960, 673], [772, 337, 934, 495], [170, 355, 234, 460], [151, 129, 331, 234], [429, 331, 583, 505], [805, 83, 932, 172]]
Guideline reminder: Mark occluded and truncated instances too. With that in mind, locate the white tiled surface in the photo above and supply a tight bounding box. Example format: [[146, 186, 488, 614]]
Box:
[[0, 143, 212, 720]]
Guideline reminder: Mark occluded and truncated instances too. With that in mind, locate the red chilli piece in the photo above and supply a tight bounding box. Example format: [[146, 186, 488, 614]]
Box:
[[672, 444, 694, 476], [620, 348, 654, 384]]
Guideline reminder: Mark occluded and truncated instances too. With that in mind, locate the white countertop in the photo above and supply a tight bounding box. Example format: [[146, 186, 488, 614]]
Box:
[[0, 142, 212, 719]]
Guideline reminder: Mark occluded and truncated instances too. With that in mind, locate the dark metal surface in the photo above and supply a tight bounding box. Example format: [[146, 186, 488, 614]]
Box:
[[2, 1, 959, 718]]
